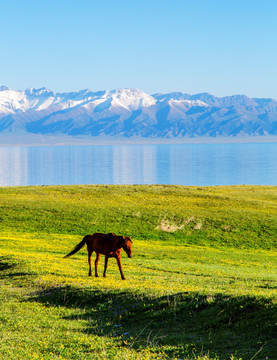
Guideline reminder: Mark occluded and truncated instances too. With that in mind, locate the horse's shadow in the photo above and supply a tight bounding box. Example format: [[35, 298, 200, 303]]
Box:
[[1, 255, 276, 359], [28, 285, 277, 360]]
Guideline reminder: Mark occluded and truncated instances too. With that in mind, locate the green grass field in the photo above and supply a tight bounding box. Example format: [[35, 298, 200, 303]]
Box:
[[0, 185, 276, 359]]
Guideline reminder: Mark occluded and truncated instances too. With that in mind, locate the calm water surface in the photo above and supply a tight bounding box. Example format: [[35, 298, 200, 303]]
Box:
[[0, 143, 276, 186]]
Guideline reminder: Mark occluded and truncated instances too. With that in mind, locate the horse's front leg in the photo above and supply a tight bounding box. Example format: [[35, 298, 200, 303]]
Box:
[[103, 255, 109, 278], [95, 253, 101, 277], [116, 255, 126, 280]]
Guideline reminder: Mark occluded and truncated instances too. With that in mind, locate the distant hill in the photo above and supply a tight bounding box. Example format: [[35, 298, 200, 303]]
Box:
[[0, 86, 277, 138]]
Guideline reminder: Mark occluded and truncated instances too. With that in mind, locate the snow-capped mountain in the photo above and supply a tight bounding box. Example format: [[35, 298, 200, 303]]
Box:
[[0, 85, 277, 137]]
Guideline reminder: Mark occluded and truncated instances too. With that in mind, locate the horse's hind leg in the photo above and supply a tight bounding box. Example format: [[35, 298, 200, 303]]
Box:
[[95, 253, 101, 277], [103, 255, 109, 278], [88, 250, 93, 277]]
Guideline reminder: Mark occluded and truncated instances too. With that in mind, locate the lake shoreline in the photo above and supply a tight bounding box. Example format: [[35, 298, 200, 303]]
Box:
[[0, 134, 277, 147]]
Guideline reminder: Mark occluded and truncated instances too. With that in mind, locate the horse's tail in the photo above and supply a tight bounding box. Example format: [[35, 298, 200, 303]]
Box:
[[64, 235, 90, 258]]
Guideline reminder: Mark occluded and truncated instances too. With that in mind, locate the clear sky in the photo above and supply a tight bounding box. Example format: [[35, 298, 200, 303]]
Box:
[[1, 0, 277, 99]]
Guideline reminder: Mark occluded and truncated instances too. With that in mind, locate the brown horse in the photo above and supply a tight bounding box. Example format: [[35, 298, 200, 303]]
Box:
[[64, 233, 133, 280]]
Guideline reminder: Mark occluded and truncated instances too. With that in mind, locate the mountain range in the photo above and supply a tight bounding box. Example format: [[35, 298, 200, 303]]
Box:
[[0, 85, 277, 138]]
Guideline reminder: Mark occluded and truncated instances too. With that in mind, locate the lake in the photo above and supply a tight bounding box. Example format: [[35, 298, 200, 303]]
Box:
[[0, 142, 276, 186]]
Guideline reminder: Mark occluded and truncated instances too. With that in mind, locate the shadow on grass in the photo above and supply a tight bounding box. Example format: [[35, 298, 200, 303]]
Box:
[[0, 256, 35, 278], [28, 285, 277, 360], [0, 256, 16, 272]]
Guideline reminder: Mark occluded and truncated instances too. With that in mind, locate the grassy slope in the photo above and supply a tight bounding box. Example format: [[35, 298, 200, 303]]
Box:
[[0, 185, 276, 359]]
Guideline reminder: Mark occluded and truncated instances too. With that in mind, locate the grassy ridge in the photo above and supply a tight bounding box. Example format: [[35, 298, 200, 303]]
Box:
[[0, 185, 276, 249], [0, 185, 276, 359]]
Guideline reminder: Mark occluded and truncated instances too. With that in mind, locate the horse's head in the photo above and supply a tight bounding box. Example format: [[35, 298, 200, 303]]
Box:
[[122, 236, 133, 258]]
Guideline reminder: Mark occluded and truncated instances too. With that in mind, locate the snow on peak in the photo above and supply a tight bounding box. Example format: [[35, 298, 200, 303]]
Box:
[[25, 87, 54, 96], [107, 88, 156, 110], [168, 99, 209, 107], [1, 86, 275, 120], [0, 87, 57, 113]]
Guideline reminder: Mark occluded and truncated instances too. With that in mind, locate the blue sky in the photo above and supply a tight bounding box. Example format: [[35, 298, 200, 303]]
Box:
[[1, 0, 277, 99]]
